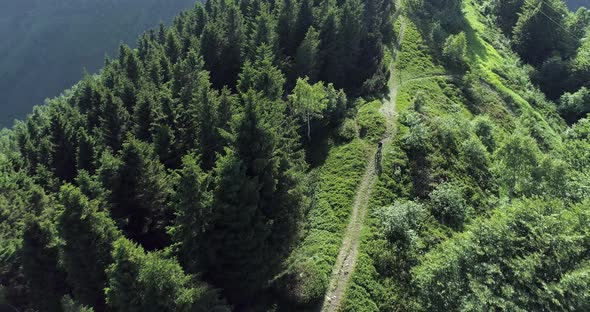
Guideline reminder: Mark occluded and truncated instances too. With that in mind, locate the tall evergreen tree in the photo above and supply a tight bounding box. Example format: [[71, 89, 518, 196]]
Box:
[[335, 0, 364, 90], [98, 92, 129, 151], [100, 136, 171, 249], [293, 26, 321, 82], [202, 91, 303, 305], [244, 3, 278, 61], [293, 0, 314, 51], [277, 0, 296, 56], [318, 7, 340, 83], [58, 184, 121, 310], [22, 218, 68, 312], [169, 153, 212, 273], [48, 104, 79, 182], [106, 238, 228, 312], [238, 44, 286, 101]]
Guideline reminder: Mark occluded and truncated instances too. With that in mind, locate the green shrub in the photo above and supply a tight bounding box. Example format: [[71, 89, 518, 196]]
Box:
[[376, 201, 427, 245], [428, 183, 468, 229], [357, 100, 386, 143], [442, 32, 468, 71], [472, 115, 497, 153], [337, 118, 358, 143]]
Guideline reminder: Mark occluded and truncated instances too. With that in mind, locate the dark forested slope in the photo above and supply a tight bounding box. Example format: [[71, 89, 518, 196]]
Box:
[[0, 0, 196, 128], [0, 0, 393, 310]]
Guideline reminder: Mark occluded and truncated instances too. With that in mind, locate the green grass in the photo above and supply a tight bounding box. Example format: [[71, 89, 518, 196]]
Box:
[[357, 100, 387, 143], [279, 139, 370, 305], [396, 21, 444, 82]]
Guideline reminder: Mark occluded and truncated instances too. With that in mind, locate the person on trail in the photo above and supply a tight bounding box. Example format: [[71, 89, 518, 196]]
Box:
[[375, 140, 383, 175]]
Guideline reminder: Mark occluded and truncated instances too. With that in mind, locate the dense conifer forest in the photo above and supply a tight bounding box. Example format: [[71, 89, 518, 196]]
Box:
[[1, 0, 590, 311]]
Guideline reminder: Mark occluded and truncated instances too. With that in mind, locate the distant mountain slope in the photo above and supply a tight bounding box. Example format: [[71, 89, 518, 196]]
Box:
[[566, 0, 588, 9], [0, 0, 195, 128]]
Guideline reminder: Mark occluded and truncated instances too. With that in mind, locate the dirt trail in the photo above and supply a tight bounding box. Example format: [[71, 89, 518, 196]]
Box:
[[319, 14, 407, 312]]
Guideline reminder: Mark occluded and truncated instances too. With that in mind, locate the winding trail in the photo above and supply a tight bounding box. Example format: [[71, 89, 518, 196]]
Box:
[[319, 13, 407, 312]]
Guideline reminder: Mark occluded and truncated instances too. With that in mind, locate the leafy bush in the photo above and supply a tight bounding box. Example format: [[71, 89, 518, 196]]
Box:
[[472, 115, 497, 153], [413, 198, 590, 311], [442, 32, 468, 71], [357, 100, 387, 143], [559, 87, 590, 123], [428, 183, 468, 229], [376, 201, 427, 245], [337, 118, 358, 143]]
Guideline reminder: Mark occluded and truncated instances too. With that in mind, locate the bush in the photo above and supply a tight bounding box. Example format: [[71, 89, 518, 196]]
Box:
[[428, 183, 468, 229], [558, 87, 590, 123], [442, 32, 468, 71], [376, 200, 427, 245], [472, 116, 497, 153], [357, 100, 386, 143], [337, 118, 358, 143]]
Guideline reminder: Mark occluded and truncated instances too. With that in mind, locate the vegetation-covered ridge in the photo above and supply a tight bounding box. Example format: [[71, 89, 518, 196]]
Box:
[[0, 0, 394, 310], [340, 0, 590, 311], [3, 0, 590, 311]]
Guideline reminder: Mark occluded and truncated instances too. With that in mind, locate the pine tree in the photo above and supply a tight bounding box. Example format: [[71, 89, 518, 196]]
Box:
[[77, 128, 96, 173], [277, 0, 296, 56], [203, 94, 272, 304], [192, 74, 222, 170], [318, 7, 340, 83], [106, 238, 228, 312], [244, 3, 278, 61], [293, 0, 314, 51], [48, 104, 78, 182], [203, 91, 304, 305], [238, 44, 286, 101], [101, 136, 171, 249], [98, 92, 129, 151], [169, 153, 212, 273], [133, 90, 160, 142], [22, 218, 68, 312], [165, 30, 182, 65], [58, 184, 121, 310], [293, 26, 320, 82]]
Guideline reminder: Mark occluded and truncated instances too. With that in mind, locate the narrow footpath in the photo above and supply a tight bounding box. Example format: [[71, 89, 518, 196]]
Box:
[[319, 14, 407, 312]]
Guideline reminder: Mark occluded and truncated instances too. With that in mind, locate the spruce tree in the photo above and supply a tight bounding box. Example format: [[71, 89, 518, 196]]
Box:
[[98, 92, 129, 151], [238, 44, 286, 101], [58, 184, 121, 310], [244, 3, 278, 61], [169, 153, 212, 273], [202, 91, 304, 305], [101, 136, 171, 249], [22, 218, 68, 312], [106, 238, 228, 312], [293, 26, 321, 82]]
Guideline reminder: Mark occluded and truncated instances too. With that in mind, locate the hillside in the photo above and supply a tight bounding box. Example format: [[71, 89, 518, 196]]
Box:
[[0, 0, 195, 128], [1, 0, 590, 311]]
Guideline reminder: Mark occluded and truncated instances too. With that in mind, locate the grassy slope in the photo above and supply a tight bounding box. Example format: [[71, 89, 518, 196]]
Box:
[[341, 1, 568, 310], [279, 97, 387, 307]]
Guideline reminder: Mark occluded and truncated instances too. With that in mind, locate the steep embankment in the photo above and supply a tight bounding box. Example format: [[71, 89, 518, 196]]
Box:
[[338, 0, 571, 310]]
